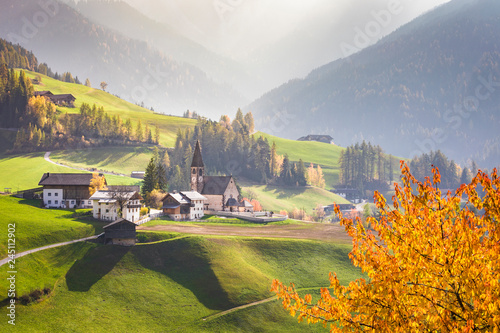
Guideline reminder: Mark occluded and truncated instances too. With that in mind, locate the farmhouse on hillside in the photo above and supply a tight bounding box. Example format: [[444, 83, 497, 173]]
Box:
[[34, 90, 76, 107], [162, 191, 207, 221], [297, 134, 334, 144], [190, 140, 241, 211], [38, 172, 105, 208], [103, 218, 136, 246], [90, 189, 142, 222]]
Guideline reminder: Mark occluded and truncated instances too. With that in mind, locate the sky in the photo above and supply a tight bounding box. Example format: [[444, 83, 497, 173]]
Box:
[[122, 0, 452, 60]]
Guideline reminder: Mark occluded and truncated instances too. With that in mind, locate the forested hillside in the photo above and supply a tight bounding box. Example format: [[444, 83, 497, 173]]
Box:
[[249, 0, 500, 168]]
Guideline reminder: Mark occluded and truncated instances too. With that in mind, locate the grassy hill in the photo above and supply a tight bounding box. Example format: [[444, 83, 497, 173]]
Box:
[[0, 152, 140, 192], [22, 70, 197, 147], [2, 236, 361, 332], [0, 196, 105, 257], [241, 183, 349, 214], [49, 146, 155, 176], [255, 131, 343, 187]]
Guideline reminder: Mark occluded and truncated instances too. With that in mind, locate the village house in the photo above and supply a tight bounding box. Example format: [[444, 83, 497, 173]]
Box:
[[34, 90, 76, 107], [190, 140, 241, 212], [103, 219, 137, 246], [89, 189, 142, 222], [297, 134, 334, 144], [162, 191, 207, 221], [38, 172, 104, 208]]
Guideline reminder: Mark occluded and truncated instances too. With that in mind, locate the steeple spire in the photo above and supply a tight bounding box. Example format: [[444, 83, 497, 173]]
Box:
[[191, 140, 204, 168]]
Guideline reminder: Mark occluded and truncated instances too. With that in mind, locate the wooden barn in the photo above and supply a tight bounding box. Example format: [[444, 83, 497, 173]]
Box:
[[103, 219, 136, 246]]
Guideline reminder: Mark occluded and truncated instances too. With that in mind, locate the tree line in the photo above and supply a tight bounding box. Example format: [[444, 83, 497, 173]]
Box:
[[410, 150, 475, 189], [338, 141, 394, 192]]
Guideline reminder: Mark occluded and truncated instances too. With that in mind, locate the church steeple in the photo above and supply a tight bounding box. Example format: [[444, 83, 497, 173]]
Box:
[[190, 140, 205, 192]]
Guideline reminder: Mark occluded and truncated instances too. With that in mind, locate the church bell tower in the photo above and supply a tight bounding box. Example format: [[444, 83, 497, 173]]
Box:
[[190, 140, 205, 192]]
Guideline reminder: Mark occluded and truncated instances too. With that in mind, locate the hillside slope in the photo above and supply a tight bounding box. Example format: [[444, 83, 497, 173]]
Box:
[[4, 236, 360, 332], [249, 0, 500, 168], [23, 70, 197, 147]]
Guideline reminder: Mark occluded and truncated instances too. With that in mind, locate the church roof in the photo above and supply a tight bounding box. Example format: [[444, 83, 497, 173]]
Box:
[[201, 176, 233, 195], [191, 140, 204, 168]]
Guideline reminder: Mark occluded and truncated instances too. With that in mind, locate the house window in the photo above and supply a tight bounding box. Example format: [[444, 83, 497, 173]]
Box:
[[106, 209, 109, 213], [48, 193, 51, 196], [55, 193, 58, 196], [55, 200, 58, 204], [48, 200, 52, 204]]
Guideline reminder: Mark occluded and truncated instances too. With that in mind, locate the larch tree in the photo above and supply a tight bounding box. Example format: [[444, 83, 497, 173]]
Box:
[[272, 162, 500, 332], [89, 172, 107, 196]]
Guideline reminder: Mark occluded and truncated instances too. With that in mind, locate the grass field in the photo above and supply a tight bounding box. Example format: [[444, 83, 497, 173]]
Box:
[[0, 196, 105, 257], [241, 183, 350, 214], [255, 132, 344, 187], [0, 152, 140, 192], [22, 70, 197, 147], [2, 236, 361, 332], [49, 146, 155, 176]]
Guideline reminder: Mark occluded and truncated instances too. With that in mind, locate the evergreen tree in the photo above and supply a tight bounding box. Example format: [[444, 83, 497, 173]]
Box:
[[141, 157, 157, 197], [84, 78, 91, 87]]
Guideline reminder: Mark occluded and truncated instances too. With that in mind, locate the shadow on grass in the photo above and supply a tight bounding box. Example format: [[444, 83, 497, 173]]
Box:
[[66, 245, 129, 292], [264, 185, 307, 199], [133, 238, 235, 311]]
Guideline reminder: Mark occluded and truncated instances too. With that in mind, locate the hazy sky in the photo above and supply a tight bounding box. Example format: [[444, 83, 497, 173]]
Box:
[[123, 0, 452, 59]]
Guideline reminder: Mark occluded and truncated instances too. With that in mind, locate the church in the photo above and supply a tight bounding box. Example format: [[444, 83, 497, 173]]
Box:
[[190, 140, 240, 211]]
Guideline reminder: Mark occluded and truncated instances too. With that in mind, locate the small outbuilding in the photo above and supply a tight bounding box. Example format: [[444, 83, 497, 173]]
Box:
[[103, 218, 136, 246]]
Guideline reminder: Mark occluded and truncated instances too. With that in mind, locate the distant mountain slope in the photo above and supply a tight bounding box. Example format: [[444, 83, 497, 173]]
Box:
[[0, 0, 244, 117], [75, 0, 259, 101], [248, 0, 500, 168]]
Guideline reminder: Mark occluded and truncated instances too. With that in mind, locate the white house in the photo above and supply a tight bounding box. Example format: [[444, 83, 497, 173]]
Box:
[[162, 191, 207, 221], [90, 190, 143, 223], [38, 173, 104, 209]]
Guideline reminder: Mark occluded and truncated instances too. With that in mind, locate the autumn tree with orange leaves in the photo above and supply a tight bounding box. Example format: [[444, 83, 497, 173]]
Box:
[[272, 162, 500, 332]]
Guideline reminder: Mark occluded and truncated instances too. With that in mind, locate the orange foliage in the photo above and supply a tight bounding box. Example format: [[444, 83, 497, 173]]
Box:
[[272, 162, 500, 332]]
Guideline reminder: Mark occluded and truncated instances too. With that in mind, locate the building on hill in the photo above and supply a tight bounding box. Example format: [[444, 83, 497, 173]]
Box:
[[38, 172, 104, 208], [103, 219, 136, 246], [190, 140, 240, 211], [34, 90, 76, 107], [89, 190, 142, 222], [162, 191, 207, 221], [297, 135, 334, 144]]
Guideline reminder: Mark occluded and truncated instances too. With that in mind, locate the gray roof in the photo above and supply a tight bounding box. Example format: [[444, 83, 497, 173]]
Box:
[[201, 176, 233, 195], [89, 190, 140, 201], [191, 140, 204, 168], [39, 173, 104, 186], [103, 218, 136, 229], [241, 200, 253, 208], [225, 198, 239, 207], [180, 191, 207, 201]]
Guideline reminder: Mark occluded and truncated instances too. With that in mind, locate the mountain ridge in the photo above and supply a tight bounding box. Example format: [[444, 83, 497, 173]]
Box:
[[248, 0, 500, 168]]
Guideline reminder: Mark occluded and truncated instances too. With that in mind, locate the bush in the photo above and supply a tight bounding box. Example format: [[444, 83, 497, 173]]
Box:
[[140, 207, 148, 216]]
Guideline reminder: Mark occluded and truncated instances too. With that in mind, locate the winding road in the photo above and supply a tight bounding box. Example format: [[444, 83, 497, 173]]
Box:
[[44, 151, 127, 176]]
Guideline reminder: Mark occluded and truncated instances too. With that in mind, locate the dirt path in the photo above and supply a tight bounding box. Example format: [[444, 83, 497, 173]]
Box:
[[44, 151, 127, 176], [138, 222, 351, 243], [0, 233, 103, 267]]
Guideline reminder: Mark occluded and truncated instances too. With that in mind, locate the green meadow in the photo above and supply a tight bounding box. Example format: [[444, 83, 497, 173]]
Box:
[[241, 183, 349, 214], [256, 131, 344, 187], [0, 196, 105, 257], [49, 146, 155, 176], [2, 236, 361, 332], [0, 152, 140, 192]]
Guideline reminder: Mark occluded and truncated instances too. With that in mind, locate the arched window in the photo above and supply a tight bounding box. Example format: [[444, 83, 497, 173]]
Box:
[[199, 169, 203, 176], [192, 169, 196, 174]]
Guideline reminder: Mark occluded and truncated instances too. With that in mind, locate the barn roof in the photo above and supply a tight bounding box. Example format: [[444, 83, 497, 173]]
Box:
[[103, 218, 136, 229], [38, 173, 105, 186], [191, 140, 204, 168], [201, 176, 233, 195]]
